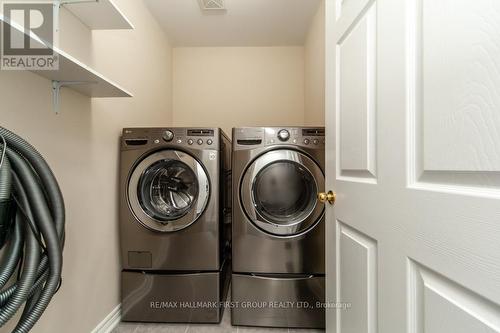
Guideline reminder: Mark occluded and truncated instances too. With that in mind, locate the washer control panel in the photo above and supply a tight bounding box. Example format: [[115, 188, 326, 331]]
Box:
[[122, 128, 219, 150]]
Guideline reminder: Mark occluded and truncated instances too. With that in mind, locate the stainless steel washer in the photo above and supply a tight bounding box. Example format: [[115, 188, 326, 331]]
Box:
[[232, 127, 325, 329], [127, 149, 210, 233], [119, 127, 231, 323]]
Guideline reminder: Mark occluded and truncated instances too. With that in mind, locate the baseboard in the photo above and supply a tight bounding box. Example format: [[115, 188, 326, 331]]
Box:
[[91, 304, 121, 333]]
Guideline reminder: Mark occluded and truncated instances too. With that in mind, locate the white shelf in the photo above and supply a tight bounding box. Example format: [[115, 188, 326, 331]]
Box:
[[62, 0, 133, 30], [0, 14, 132, 99], [32, 49, 133, 98]]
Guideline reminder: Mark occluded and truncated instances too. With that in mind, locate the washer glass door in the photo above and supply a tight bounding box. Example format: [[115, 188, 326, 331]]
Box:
[[128, 150, 210, 232], [240, 149, 324, 236]]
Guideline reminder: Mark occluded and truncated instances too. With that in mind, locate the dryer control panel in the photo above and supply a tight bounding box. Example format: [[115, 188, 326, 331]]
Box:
[[233, 127, 325, 150]]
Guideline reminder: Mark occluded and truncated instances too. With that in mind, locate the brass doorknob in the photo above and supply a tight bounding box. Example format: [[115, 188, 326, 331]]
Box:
[[318, 191, 336, 205]]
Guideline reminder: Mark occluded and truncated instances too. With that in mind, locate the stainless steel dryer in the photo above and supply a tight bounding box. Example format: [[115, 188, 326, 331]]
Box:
[[232, 127, 325, 329], [119, 127, 231, 323]]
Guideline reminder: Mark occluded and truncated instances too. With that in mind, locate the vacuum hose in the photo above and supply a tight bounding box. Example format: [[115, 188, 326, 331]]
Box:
[[0, 126, 65, 333]]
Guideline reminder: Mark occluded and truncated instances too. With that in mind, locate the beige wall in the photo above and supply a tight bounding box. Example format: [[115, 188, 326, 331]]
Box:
[[0, 0, 172, 332], [304, 0, 326, 126], [0, 2, 325, 332], [172, 47, 305, 135]]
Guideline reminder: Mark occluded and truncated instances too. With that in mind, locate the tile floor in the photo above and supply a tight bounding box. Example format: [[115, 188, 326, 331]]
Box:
[[113, 306, 325, 333], [113, 289, 324, 333], [114, 286, 324, 333]]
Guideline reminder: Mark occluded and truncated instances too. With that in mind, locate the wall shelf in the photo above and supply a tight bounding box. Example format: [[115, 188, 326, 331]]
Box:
[[61, 0, 134, 30], [31, 48, 133, 98], [0, 14, 132, 113]]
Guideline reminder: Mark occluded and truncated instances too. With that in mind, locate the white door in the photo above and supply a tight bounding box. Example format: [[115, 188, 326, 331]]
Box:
[[324, 0, 500, 332]]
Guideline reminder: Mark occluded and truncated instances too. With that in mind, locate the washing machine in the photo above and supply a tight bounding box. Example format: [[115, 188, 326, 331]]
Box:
[[119, 127, 231, 323], [231, 127, 325, 329]]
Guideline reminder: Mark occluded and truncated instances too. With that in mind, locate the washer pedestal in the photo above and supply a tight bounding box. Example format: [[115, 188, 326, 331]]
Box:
[[121, 260, 230, 323]]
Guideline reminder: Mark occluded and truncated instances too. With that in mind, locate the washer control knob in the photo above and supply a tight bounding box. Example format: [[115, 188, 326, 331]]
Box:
[[187, 139, 194, 145], [207, 139, 213, 145], [304, 138, 310, 145], [162, 130, 174, 142], [313, 139, 319, 145], [277, 129, 290, 142], [197, 139, 203, 145]]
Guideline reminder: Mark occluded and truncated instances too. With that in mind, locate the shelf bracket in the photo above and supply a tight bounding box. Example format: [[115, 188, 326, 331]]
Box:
[[58, 0, 99, 6], [52, 80, 92, 114], [53, 0, 98, 34]]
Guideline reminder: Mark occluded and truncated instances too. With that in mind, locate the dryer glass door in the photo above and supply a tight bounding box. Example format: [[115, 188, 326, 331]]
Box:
[[240, 149, 324, 236], [253, 161, 316, 224], [128, 150, 210, 232]]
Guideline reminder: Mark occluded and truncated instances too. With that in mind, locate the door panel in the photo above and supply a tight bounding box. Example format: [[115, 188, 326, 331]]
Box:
[[337, 0, 372, 26], [408, 261, 500, 333], [336, 221, 377, 333], [325, 0, 500, 332], [421, 0, 500, 173], [337, 2, 377, 182], [409, 0, 500, 192]]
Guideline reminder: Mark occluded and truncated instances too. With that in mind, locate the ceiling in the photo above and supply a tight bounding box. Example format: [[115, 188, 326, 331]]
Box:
[[144, 0, 322, 47]]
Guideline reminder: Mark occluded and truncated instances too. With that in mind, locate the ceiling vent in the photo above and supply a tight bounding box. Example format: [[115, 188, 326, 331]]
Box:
[[198, 0, 225, 11]]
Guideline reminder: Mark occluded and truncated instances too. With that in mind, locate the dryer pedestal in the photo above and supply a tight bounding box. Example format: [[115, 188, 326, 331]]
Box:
[[121, 260, 230, 323], [231, 273, 325, 329]]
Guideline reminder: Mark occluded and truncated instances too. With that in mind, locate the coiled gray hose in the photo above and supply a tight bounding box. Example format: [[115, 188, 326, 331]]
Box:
[[0, 126, 65, 333]]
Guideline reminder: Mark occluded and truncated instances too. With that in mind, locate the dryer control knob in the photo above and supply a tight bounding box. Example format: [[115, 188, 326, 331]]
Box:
[[162, 130, 174, 142], [277, 129, 290, 142]]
